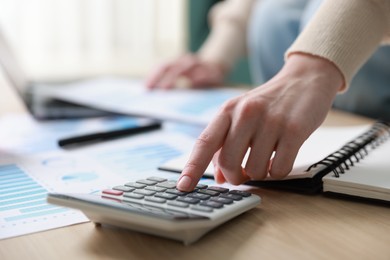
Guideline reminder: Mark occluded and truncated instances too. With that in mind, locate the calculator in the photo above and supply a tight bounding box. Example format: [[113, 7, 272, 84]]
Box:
[[47, 176, 261, 245]]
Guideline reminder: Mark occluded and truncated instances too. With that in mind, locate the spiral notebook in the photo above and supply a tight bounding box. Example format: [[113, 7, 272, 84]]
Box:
[[159, 121, 390, 202], [321, 121, 390, 202]]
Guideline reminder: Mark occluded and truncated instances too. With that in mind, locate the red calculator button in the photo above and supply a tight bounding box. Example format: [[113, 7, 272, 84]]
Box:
[[102, 189, 123, 196]]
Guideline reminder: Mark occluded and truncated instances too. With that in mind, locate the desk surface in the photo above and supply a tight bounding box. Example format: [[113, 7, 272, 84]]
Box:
[[0, 76, 389, 260]]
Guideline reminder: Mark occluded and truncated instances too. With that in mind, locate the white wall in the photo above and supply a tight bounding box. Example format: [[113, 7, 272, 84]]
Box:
[[0, 0, 187, 79]]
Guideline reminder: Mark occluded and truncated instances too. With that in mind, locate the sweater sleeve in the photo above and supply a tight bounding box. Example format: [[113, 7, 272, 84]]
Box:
[[286, 0, 390, 91], [198, 0, 256, 71]]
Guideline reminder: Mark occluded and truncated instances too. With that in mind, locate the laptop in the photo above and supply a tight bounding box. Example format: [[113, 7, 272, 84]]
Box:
[[0, 29, 116, 120]]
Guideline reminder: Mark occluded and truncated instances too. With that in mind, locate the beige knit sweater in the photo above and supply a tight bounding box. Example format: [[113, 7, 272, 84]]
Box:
[[198, 0, 390, 89]]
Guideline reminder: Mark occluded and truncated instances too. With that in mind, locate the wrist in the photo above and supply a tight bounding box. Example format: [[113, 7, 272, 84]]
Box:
[[198, 55, 231, 77], [282, 53, 345, 94]]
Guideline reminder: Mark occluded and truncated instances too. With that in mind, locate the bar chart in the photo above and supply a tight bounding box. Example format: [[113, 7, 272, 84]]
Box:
[[0, 164, 87, 239]]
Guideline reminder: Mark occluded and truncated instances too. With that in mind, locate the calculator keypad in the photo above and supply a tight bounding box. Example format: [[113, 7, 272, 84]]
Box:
[[101, 176, 252, 216]]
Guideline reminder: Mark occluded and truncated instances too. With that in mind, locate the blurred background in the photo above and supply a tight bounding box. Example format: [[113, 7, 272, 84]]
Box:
[[0, 0, 186, 80], [0, 0, 250, 83]]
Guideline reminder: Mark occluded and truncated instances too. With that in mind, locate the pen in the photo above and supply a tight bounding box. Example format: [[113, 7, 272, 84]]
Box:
[[58, 121, 162, 147]]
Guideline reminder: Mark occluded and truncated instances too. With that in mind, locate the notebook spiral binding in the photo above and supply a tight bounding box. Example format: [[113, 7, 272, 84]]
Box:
[[306, 121, 390, 177]]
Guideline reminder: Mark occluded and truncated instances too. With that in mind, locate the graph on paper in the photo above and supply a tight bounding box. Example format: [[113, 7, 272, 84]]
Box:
[[0, 164, 87, 240], [0, 131, 198, 240]]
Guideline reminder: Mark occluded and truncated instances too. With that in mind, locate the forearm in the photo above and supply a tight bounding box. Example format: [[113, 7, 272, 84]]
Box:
[[198, 0, 256, 72], [286, 0, 390, 90]]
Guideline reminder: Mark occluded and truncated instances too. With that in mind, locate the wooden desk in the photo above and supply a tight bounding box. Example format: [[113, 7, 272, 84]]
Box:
[[0, 77, 389, 260]]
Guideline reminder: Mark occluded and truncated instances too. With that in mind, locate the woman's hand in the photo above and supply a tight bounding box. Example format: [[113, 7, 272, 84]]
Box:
[[145, 54, 227, 90], [176, 53, 344, 191]]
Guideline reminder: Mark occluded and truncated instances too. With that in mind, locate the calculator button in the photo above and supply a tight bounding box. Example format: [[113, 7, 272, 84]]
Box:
[[113, 186, 134, 192], [219, 193, 242, 201], [145, 197, 166, 204], [102, 189, 123, 196], [165, 189, 188, 196], [195, 184, 208, 189], [199, 201, 224, 209], [125, 182, 147, 189], [229, 190, 251, 197], [176, 197, 200, 204], [136, 179, 158, 186], [155, 193, 177, 200], [134, 190, 156, 196], [210, 197, 234, 204], [145, 186, 167, 192], [191, 205, 213, 213], [123, 193, 144, 199], [197, 189, 220, 196], [156, 181, 177, 189], [167, 201, 190, 208], [146, 176, 167, 183], [207, 186, 229, 193], [187, 193, 210, 200]]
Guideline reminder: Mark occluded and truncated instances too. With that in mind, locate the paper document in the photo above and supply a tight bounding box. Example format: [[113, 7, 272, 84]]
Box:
[[0, 117, 198, 239], [0, 114, 156, 155], [48, 77, 246, 126], [0, 164, 89, 239]]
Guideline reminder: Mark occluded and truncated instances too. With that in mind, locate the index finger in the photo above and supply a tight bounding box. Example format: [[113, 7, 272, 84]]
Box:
[[176, 114, 231, 191]]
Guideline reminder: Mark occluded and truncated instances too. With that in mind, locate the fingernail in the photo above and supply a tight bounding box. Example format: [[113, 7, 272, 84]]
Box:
[[177, 175, 192, 191]]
